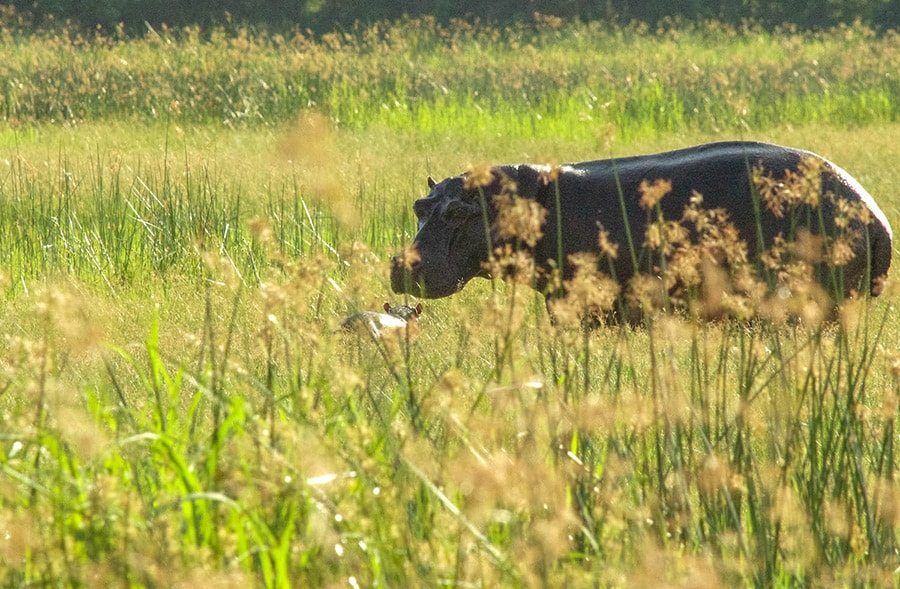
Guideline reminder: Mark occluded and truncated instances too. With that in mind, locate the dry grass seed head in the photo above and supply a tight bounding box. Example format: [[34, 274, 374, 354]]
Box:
[[645, 218, 689, 259], [757, 233, 831, 324], [839, 297, 867, 334], [697, 261, 730, 318], [828, 232, 858, 267], [873, 478, 900, 526], [34, 286, 106, 358], [710, 263, 768, 320], [770, 485, 817, 571], [464, 164, 495, 190], [887, 349, 900, 379], [690, 204, 749, 267], [548, 253, 619, 327], [53, 404, 108, 461], [493, 188, 547, 247], [626, 273, 668, 314], [639, 191, 770, 318], [779, 265, 829, 326], [448, 441, 569, 525], [760, 234, 788, 271], [697, 454, 731, 495], [486, 243, 539, 286], [790, 229, 825, 264], [628, 538, 724, 588], [823, 499, 853, 539], [247, 215, 284, 265], [753, 159, 872, 301], [834, 195, 872, 227], [666, 246, 703, 293], [514, 510, 582, 586], [753, 156, 824, 219], [248, 216, 275, 247], [638, 178, 673, 211], [597, 225, 619, 259], [0, 514, 42, 563]]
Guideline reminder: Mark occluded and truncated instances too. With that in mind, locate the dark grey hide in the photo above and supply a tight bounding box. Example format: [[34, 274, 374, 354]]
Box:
[[390, 141, 892, 304]]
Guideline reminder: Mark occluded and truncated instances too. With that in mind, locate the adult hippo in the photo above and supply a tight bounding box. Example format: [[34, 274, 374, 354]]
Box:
[[390, 141, 892, 312]]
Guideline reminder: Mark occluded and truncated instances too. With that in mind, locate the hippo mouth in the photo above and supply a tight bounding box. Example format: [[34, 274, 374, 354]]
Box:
[[389, 262, 425, 296], [390, 259, 467, 298]]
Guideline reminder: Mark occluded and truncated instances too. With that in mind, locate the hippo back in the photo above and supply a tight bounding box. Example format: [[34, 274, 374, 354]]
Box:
[[537, 141, 892, 297]]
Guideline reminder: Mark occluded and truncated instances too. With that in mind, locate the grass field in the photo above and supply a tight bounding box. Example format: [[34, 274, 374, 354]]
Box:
[[1, 16, 899, 587]]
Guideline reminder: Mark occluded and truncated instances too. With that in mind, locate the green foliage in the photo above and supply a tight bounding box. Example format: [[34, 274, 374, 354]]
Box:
[[0, 18, 899, 141], [0, 18, 899, 588], [4, 0, 899, 32]]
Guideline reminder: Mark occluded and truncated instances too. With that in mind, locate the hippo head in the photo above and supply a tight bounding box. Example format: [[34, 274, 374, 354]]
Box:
[[390, 165, 543, 298], [383, 301, 423, 321]]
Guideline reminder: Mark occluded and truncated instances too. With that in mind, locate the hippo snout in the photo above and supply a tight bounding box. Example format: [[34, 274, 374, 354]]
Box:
[[390, 250, 461, 298], [390, 253, 421, 295]]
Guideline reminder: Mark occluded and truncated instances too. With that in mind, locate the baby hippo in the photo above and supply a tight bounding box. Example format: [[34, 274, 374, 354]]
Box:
[[339, 302, 423, 340]]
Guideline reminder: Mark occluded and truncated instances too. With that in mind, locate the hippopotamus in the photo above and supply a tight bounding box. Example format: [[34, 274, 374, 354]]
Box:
[[390, 141, 892, 312], [339, 302, 423, 339]]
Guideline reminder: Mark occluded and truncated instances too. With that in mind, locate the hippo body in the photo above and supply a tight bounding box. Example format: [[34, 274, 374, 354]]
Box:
[[391, 141, 892, 307]]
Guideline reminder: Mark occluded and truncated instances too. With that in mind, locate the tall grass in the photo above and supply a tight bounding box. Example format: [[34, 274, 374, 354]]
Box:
[[0, 16, 899, 588], [2, 238, 898, 585], [1, 17, 898, 142]]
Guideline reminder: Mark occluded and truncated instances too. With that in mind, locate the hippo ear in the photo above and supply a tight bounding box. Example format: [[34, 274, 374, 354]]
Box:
[[427, 176, 437, 189], [415, 303, 423, 315], [383, 302, 391, 312]]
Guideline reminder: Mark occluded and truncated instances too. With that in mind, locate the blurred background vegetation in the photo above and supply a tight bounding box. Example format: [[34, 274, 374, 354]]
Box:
[[3, 0, 898, 34]]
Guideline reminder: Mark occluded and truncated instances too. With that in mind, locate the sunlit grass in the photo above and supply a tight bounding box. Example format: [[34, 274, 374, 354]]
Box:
[[0, 16, 899, 587], [0, 17, 898, 141]]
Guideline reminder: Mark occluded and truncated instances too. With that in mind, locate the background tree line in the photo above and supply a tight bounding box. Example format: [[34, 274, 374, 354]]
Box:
[[3, 0, 898, 33]]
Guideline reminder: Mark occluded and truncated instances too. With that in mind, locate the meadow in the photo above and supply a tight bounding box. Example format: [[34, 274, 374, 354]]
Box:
[[0, 15, 899, 587]]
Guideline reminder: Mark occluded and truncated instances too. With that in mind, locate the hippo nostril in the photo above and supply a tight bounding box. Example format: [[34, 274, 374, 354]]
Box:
[[390, 262, 414, 294]]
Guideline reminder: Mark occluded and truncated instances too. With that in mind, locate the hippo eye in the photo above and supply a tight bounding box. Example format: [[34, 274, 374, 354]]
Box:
[[442, 202, 470, 223]]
